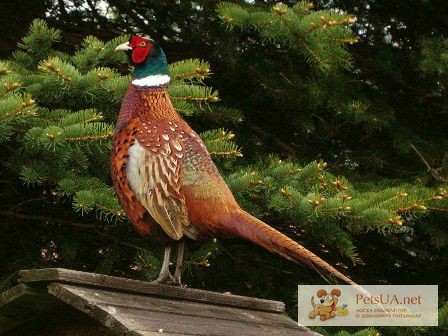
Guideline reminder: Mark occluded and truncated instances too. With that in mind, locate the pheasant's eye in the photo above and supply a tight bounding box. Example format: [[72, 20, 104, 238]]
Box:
[[139, 41, 146, 47]]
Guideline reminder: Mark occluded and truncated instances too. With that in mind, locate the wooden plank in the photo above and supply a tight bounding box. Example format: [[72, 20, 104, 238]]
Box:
[[0, 284, 36, 334], [132, 331, 186, 336], [0, 284, 58, 335], [94, 304, 307, 336], [0, 284, 35, 308], [47, 283, 131, 336], [47, 283, 297, 328], [47, 283, 316, 336], [19, 268, 285, 313]]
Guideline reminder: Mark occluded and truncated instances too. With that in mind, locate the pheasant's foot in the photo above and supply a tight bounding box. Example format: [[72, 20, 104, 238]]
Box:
[[172, 273, 182, 286], [173, 240, 185, 286], [150, 246, 176, 285], [151, 270, 176, 285], [150, 244, 186, 286]]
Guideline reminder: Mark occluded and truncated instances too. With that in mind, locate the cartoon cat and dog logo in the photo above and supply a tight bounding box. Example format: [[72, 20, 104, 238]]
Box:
[[309, 289, 349, 321]]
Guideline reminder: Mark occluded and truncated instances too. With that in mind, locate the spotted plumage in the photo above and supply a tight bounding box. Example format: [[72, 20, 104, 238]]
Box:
[[111, 35, 357, 285]]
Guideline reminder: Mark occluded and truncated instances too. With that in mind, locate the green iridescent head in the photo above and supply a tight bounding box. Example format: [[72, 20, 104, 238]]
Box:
[[115, 35, 169, 80]]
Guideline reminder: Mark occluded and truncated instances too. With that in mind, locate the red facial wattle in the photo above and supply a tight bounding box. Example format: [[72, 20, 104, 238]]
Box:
[[132, 47, 150, 64], [129, 36, 153, 64]]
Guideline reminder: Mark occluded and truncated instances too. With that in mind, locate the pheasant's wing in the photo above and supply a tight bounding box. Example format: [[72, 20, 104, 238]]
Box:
[[126, 119, 188, 240]]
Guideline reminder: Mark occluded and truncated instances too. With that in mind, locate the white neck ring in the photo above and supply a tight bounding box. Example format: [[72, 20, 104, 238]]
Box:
[[132, 74, 170, 87]]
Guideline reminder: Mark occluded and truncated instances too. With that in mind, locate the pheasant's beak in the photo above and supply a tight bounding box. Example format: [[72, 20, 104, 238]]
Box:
[[115, 42, 132, 51]]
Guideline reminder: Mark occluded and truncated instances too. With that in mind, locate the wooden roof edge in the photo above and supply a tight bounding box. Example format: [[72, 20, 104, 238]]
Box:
[[0, 284, 34, 308], [18, 268, 285, 314]]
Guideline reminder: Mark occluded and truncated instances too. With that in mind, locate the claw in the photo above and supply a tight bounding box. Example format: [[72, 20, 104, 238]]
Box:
[[151, 243, 185, 286], [151, 270, 176, 285]]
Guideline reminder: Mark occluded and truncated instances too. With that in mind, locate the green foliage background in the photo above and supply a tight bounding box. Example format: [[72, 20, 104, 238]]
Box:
[[1, 1, 448, 335]]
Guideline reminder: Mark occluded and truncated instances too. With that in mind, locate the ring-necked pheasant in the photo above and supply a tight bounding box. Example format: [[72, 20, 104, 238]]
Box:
[[111, 35, 356, 286]]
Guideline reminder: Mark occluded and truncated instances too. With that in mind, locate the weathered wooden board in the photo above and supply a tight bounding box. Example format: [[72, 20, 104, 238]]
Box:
[[0, 284, 58, 334], [0, 284, 35, 308], [19, 268, 285, 313], [48, 283, 318, 336], [6, 269, 321, 336], [48, 283, 294, 328]]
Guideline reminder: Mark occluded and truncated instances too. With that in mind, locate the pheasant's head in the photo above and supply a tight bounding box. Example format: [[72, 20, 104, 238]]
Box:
[[115, 35, 169, 84]]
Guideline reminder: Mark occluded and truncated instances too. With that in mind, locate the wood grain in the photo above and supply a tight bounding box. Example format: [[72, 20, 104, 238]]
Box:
[[19, 268, 285, 313], [48, 283, 318, 336], [3, 268, 322, 336]]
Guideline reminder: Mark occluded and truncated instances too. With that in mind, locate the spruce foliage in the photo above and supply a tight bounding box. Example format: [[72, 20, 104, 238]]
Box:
[[2, 15, 447, 284], [0, 17, 440, 271], [0, 20, 243, 281], [218, 1, 357, 72], [1, 4, 448, 335]]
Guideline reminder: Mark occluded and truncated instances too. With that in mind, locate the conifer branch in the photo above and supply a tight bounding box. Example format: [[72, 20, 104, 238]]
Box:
[[0, 210, 106, 229], [426, 207, 448, 213], [64, 133, 112, 141], [95, 204, 125, 218], [411, 143, 447, 183], [209, 150, 243, 157], [171, 96, 219, 102]]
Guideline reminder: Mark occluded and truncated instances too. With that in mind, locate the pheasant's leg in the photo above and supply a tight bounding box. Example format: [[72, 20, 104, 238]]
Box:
[[173, 240, 185, 286], [152, 246, 175, 284]]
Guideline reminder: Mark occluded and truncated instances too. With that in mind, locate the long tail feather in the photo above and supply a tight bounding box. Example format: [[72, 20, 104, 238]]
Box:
[[222, 210, 357, 285]]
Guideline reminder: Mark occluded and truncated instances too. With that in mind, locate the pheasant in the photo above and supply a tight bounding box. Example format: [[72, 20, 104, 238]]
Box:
[[111, 35, 356, 286]]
